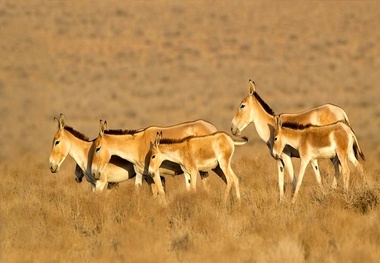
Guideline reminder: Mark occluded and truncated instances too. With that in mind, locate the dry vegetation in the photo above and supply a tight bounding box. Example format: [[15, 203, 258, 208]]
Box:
[[1, 1, 380, 262], [1, 156, 379, 262]]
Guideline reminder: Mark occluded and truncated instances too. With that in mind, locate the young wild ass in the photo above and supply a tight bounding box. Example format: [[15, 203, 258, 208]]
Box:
[[49, 114, 167, 191], [148, 131, 247, 203], [91, 119, 218, 203], [231, 79, 353, 201], [272, 115, 365, 203]]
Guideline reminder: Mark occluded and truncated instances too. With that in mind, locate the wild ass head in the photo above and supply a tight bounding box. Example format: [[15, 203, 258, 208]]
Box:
[[91, 120, 110, 178], [49, 114, 70, 173]]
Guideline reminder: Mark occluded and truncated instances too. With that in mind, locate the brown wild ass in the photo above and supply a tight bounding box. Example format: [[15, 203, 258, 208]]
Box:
[[272, 115, 365, 203], [148, 131, 247, 203], [91, 119, 218, 203], [231, 80, 352, 201], [49, 114, 166, 191]]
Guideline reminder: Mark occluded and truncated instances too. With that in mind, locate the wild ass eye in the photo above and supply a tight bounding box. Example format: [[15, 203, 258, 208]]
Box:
[[55, 140, 60, 146], [274, 137, 278, 142], [151, 155, 156, 159], [95, 147, 101, 153], [240, 104, 246, 109]]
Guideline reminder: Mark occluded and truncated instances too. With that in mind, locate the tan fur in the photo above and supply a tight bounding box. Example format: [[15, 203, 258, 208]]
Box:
[[231, 80, 353, 201], [272, 116, 365, 203], [91, 119, 218, 203], [149, 131, 246, 203], [48, 114, 167, 191]]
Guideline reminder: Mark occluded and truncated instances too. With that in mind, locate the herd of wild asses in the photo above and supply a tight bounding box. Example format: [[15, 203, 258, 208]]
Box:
[[49, 80, 365, 204]]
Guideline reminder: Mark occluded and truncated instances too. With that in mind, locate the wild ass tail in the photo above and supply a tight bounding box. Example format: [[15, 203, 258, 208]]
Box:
[[352, 132, 365, 161], [232, 136, 248, 146], [342, 109, 352, 128]]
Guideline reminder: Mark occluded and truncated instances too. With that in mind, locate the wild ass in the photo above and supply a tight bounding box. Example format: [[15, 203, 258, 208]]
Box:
[[272, 115, 365, 203], [91, 119, 218, 203], [148, 131, 247, 203], [231, 79, 352, 201], [48, 114, 166, 191]]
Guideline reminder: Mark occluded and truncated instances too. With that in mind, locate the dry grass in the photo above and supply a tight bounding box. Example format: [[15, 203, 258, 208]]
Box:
[[1, 155, 379, 262], [1, 1, 380, 262]]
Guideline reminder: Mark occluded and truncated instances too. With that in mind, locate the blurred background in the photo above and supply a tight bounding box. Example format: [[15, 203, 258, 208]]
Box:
[[0, 1, 379, 164]]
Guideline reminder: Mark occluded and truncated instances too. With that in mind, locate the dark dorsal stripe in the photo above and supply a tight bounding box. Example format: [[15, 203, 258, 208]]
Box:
[[281, 120, 343, 130], [64, 126, 91, 141], [104, 129, 140, 135], [281, 122, 316, 130], [253, 92, 275, 115], [159, 135, 195, 145]]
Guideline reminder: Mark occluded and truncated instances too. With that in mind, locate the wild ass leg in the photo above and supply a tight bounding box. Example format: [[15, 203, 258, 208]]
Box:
[[277, 159, 286, 202], [219, 160, 238, 204], [347, 149, 366, 186], [292, 159, 310, 204], [189, 168, 199, 191], [331, 157, 340, 189], [212, 165, 230, 203], [200, 171, 210, 191], [144, 175, 166, 196], [95, 179, 108, 191], [151, 173, 167, 205], [226, 164, 241, 203], [310, 159, 323, 192], [74, 164, 84, 183], [183, 170, 207, 191], [183, 171, 192, 191], [281, 153, 297, 193], [276, 155, 295, 202], [338, 154, 350, 191], [134, 172, 143, 187]]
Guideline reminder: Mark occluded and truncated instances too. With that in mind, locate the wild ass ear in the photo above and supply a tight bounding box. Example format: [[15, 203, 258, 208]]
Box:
[[54, 116, 59, 128], [155, 131, 162, 147], [57, 113, 65, 129], [248, 79, 256, 95], [275, 115, 283, 128], [99, 120, 106, 136]]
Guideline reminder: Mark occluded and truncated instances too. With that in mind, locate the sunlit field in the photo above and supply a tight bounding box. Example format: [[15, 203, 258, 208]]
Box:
[[1, 1, 380, 262], [1, 154, 379, 262]]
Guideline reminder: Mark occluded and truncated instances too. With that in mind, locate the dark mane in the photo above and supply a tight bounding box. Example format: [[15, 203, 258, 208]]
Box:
[[253, 92, 275, 115], [104, 129, 140, 135], [159, 136, 195, 145], [281, 122, 318, 130], [64, 126, 91, 141]]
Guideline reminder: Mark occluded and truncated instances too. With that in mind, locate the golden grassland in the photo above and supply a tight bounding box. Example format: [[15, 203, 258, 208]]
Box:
[[1, 1, 380, 262], [0, 154, 379, 263]]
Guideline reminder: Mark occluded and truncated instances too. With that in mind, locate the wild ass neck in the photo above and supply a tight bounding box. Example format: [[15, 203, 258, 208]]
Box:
[[158, 143, 185, 164], [66, 131, 93, 171], [250, 95, 277, 144], [278, 128, 303, 150], [104, 134, 143, 166]]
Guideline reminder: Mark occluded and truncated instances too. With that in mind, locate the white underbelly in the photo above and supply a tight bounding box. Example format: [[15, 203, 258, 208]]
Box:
[[311, 146, 336, 159], [197, 158, 219, 171], [104, 166, 132, 182], [106, 173, 130, 183]]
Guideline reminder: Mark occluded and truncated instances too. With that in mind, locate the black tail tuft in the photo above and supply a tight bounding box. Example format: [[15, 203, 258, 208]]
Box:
[[360, 151, 365, 161], [353, 142, 365, 161], [241, 136, 249, 142]]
